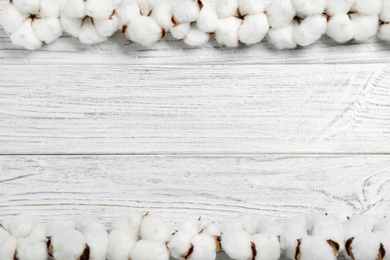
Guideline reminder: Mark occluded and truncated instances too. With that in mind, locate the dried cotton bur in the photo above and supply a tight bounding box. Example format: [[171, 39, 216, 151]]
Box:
[[266, 0, 327, 49], [117, 0, 171, 46], [107, 212, 172, 260], [60, 0, 120, 44], [46, 215, 108, 260], [378, 0, 390, 42], [343, 215, 388, 260], [221, 213, 281, 260], [214, 0, 269, 47], [281, 213, 343, 260], [167, 217, 222, 260], [0, 215, 48, 260], [326, 0, 382, 43], [0, 0, 63, 50]]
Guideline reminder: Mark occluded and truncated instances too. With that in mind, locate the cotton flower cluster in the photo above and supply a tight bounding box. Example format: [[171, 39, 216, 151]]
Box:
[[168, 217, 222, 260], [214, 0, 269, 47], [0, 215, 48, 260], [344, 215, 389, 260], [0, 0, 63, 50], [47, 215, 108, 260], [266, 0, 327, 49], [60, 0, 120, 44], [379, 0, 390, 41], [281, 213, 344, 260], [107, 212, 172, 260], [221, 213, 282, 260], [326, 0, 382, 43]]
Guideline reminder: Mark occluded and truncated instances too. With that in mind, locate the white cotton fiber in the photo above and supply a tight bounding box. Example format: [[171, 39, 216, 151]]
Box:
[[85, 0, 115, 20], [266, 0, 296, 29], [380, 0, 390, 21], [94, 16, 120, 38], [190, 233, 217, 260], [326, 14, 354, 43], [60, 16, 82, 37], [39, 0, 60, 18], [292, 0, 327, 16], [61, 0, 85, 19], [345, 232, 383, 260], [197, 5, 219, 33], [32, 18, 64, 44], [172, 0, 200, 24], [150, 1, 173, 30], [116, 0, 141, 25], [299, 236, 337, 260], [10, 19, 43, 50], [16, 237, 48, 260], [239, 14, 269, 45], [50, 228, 87, 260], [78, 17, 108, 45], [184, 29, 210, 46], [251, 233, 281, 260], [351, 14, 379, 41], [293, 15, 327, 46], [238, 0, 266, 16], [130, 240, 170, 260], [0, 234, 18, 260], [221, 221, 252, 260], [268, 24, 297, 49], [326, 0, 355, 16], [215, 16, 242, 47], [353, 0, 382, 15], [171, 23, 191, 40], [12, 0, 41, 15], [167, 231, 193, 259], [0, 3, 25, 35], [140, 215, 172, 242], [107, 229, 137, 260], [216, 0, 239, 19]]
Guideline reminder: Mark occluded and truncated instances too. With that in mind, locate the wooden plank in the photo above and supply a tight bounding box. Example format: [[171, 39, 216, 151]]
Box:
[[1, 64, 390, 154], [1, 30, 390, 65], [0, 155, 389, 226]]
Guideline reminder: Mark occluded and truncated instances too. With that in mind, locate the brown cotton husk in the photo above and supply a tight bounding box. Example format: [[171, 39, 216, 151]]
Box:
[[295, 239, 302, 260], [78, 244, 90, 260], [215, 236, 222, 252], [345, 237, 355, 260], [327, 239, 340, 256], [377, 243, 386, 260]]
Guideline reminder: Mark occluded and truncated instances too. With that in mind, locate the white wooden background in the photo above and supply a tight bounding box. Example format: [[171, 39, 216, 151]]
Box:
[[1, 1, 390, 258]]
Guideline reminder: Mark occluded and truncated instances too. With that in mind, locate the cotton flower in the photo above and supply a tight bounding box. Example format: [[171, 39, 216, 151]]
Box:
[[60, 0, 119, 44], [0, 0, 62, 50], [107, 213, 172, 260], [47, 215, 108, 260], [221, 213, 281, 260], [344, 232, 385, 260], [0, 215, 48, 260], [378, 0, 390, 42], [167, 217, 221, 260]]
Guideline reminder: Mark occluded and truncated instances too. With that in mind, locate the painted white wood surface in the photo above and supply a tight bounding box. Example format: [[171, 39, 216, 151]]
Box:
[[1, 64, 390, 154]]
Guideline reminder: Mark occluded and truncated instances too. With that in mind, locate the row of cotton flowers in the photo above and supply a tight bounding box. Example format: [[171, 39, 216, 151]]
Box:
[[0, 212, 389, 260], [0, 0, 390, 50]]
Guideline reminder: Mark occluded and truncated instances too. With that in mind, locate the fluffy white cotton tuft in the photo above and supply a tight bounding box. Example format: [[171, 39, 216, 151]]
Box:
[[125, 16, 163, 46], [351, 14, 379, 41], [239, 14, 269, 45], [16, 237, 48, 260], [130, 240, 170, 260], [184, 29, 210, 46], [293, 15, 327, 46], [140, 215, 173, 242], [0, 3, 25, 35], [217, 0, 239, 19], [345, 232, 383, 260], [326, 0, 355, 16], [85, 0, 116, 20], [238, 0, 266, 16], [12, 0, 41, 15], [299, 236, 337, 260], [197, 5, 219, 33], [170, 23, 191, 40], [107, 229, 137, 260], [380, 0, 390, 21], [326, 14, 354, 43], [292, 0, 327, 16], [251, 233, 281, 260], [215, 17, 242, 47], [172, 0, 201, 24], [267, 24, 297, 49], [221, 220, 252, 260], [167, 231, 193, 259], [50, 228, 87, 260], [78, 17, 108, 45], [150, 0, 173, 30], [190, 233, 217, 260], [353, 0, 382, 15], [266, 0, 296, 29]]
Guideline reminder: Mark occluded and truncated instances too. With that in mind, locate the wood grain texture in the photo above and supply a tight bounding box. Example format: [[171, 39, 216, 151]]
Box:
[[1, 64, 390, 154], [1, 155, 389, 225]]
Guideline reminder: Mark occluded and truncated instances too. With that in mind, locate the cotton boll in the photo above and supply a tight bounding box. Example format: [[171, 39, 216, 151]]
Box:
[[0, 3, 25, 35], [344, 215, 379, 237], [107, 229, 137, 260], [94, 16, 119, 38], [85, 0, 115, 20], [151, 1, 173, 30], [311, 222, 344, 252], [40, 0, 61, 18], [32, 18, 63, 44], [221, 222, 252, 260], [190, 233, 217, 260], [125, 16, 164, 46], [168, 231, 193, 259], [345, 232, 384, 260], [326, 14, 354, 43], [376, 231, 390, 260], [172, 0, 201, 24], [130, 240, 170, 260], [60, 16, 82, 37], [351, 14, 379, 41], [238, 0, 266, 16], [256, 216, 282, 238], [266, 0, 296, 29], [237, 214, 261, 235], [111, 212, 145, 235], [140, 215, 172, 242], [292, 0, 326, 16], [28, 223, 46, 241], [202, 222, 221, 237], [380, 0, 390, 21], [116, 0, 141, 25], [353, 0, 382, 15], [216, 0, 239, 19], [84, 227, 109, 260], [197, 5, 219, 33], [239, 14, 269, 45], [280, 222, 307, 259], [267, 24, 297, 49], [215, 16, 242, 47], [293, 14, 326, 47], [0, 235, 18, 260], [171, 23, 191, 40], [78, 17, 108, 44], [16, 237, 48, 260], [12, 0, 41, 15], [2, 215, 38, 238], [61, 0, 86, 19], [50, 228, 86, 260], [184, 29, 210, 46], [298, 236, 337, 260], [251, 233, 281, 260], [326, 0, 355, 16]]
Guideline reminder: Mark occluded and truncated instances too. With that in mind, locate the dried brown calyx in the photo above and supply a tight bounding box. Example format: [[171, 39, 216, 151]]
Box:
[[108, 10, 116, 20], [78, 244, 90, 260], [345, 237, 355, 259], [13, 250, 18, 260], [180, 243, 194, 259], [380, 20, 390, 26], [295, 238, 302, 260], [327, 239, 340, 256], [251, 241, 257, 260], [81, 16, 94, 26], [47, 236, 54, 257], [215, 236, 222, 252]]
